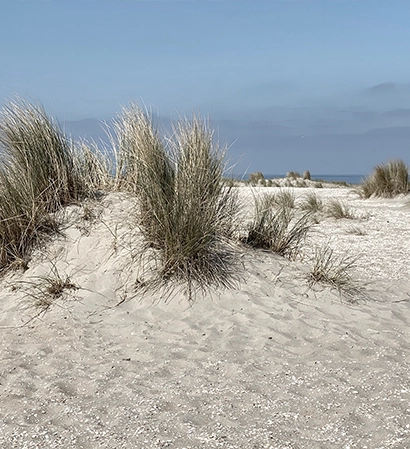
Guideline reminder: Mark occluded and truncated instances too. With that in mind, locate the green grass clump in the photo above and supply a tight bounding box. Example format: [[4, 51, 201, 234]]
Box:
[[0, 99, 86, 271], [361, 160, 409, 198], [114, 104, 238, 298], [243, 194, 311, 260]]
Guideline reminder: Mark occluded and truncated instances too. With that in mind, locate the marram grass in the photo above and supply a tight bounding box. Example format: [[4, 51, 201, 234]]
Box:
[[361, 160, 409, 198], [114, 104, 239, 299], [0, 99, 109, 271], [243, 194, 311, 260]]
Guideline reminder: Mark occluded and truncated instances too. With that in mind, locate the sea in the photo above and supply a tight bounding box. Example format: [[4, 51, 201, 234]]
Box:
[[237, 174, 367, 185]]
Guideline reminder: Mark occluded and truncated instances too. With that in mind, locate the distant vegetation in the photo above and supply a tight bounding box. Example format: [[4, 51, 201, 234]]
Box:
[[361, 160, 409, 198], [248, 171, 265, 186]]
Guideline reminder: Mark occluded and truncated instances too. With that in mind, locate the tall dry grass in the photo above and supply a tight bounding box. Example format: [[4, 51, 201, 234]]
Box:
[[0, 99, 82, 209], [0, 99, 108, 271], [114, 104, 238, 298], [0, 100, 81, 269]]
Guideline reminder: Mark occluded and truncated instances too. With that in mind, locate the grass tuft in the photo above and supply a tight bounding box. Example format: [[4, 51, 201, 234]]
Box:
[[271, 189, 296, 208], [326, 199, 354, 219], [308, 242, 362, 300], [345, 226, 367, 236], [0, 99, 108, 273], [286, 171, 300, 179], [74, 141, 113, 194], [115, 104, 239, 299], [243, 194, 311, 260], [16, 264, 78, 313], [361, 160, 409, 198], [0, 99, 86, 271], [300, 191, 324, 214], [248, 172, 265, 186]]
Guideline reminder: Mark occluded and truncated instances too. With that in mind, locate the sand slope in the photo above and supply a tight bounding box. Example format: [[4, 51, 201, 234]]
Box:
[[1, 188, 410, 448]]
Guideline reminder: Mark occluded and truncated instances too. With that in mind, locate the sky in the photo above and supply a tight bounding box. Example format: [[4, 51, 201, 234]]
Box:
[[1, 0, 410, 175]]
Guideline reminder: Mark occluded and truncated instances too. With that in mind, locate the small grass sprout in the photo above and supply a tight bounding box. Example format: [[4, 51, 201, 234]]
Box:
[[18, 264, 78, 312]]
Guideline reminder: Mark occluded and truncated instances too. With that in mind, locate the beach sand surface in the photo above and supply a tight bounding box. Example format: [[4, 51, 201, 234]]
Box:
[[1, 186, 410, 448]]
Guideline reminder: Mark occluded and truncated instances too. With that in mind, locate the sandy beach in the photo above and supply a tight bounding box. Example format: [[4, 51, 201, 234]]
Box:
[[1, 184, 410, 448]]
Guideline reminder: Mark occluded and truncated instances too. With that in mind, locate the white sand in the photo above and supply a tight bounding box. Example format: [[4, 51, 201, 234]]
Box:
[[1, 186, 410, 448]]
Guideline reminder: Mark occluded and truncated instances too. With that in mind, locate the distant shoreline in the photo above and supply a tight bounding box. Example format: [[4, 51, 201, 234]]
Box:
[[233, 174, 367, 184]]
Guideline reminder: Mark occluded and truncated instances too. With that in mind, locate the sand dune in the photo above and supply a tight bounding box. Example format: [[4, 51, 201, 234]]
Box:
[[1, 186, 410, 448]]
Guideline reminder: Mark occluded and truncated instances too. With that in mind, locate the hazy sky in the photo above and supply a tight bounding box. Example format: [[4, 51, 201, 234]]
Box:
[[1, 0, 410, 174]]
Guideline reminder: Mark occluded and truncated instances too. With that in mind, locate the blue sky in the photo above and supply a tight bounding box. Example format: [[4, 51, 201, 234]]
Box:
[[1, 0, 410, 174]]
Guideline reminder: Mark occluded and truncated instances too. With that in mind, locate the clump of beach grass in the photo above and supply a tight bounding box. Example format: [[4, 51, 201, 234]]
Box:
[[243, 194, 311, 260], [308, 242, 362, 300], [361, 159, 409, 198], [0, 99, 88, 271], [326, 199, 354, 219], [303, 170, 311, 180], [17, 264, 78, 313], [74, 141, 114, 194], [114, 104, 239, 299], [300, 191, 324, 214], [270, 189, 296, 209], [248, 171, 265, 186], [286, 171, 300, 180]]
